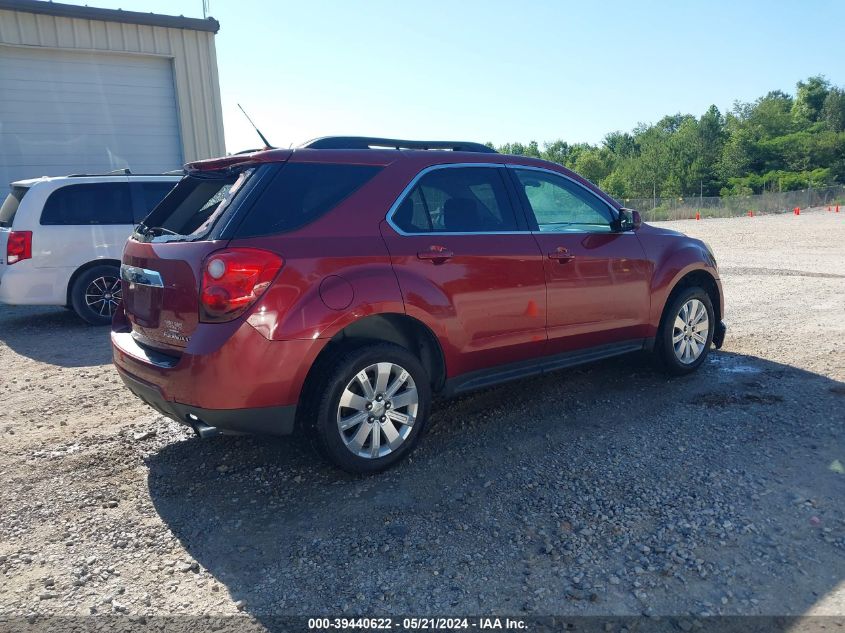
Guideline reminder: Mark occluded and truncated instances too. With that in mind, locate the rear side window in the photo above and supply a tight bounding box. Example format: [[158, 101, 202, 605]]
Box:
[[41, 183, 132, 225], [233, 163, 382, 238], [131, 181, 177, 223], [391, 167, 519, 233], [0, 186, 29, 228]]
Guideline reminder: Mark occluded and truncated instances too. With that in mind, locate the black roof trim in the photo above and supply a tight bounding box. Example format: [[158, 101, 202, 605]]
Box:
[[302, 137, 498, 154], [0, 0, 220, 33]]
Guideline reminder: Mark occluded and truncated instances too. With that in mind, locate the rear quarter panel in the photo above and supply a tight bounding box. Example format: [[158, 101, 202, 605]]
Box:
[[241, 234, 407, 340]]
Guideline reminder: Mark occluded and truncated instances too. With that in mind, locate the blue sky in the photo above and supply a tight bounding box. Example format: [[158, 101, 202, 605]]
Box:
[[77, 0, 845, 153]]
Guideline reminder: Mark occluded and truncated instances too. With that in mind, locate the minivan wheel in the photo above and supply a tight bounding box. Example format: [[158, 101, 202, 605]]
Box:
[[70, 265, 122, 326], [657, 286, 715, 375], [305, 342, 431, 474]]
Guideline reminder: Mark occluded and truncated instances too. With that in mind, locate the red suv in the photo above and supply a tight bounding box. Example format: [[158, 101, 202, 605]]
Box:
[[112, 137, 725, 473]]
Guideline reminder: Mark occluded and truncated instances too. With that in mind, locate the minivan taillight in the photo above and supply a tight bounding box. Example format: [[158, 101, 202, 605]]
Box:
[[199, 248, 283, 323], [7, 231, 32, 264]]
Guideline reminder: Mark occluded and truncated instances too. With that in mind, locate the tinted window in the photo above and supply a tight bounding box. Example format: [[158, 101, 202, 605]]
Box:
[[41, 183, 132, 225], [0, 186, 28, 228], [234, 163, 382, 238], [514, 169, 614, 233], [132, 181, 177, 222], [392, 167, 519, 233]]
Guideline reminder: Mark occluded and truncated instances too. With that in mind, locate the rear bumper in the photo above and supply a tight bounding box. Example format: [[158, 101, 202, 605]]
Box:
[[116, 366, 296, 435], [111, 305, 326, 435]]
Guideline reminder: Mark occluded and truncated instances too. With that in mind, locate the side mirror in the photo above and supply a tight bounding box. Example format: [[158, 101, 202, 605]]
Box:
[[617, 208, 642, 231]]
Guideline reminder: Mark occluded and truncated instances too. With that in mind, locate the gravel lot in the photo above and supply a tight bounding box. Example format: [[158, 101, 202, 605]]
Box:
[[1, 209, 844, 625]]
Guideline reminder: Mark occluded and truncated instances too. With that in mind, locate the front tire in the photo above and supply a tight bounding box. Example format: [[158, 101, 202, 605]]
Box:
[[70, 265, 122, 326], [656, 286, 715, 375], [304, 342, 431, 474]]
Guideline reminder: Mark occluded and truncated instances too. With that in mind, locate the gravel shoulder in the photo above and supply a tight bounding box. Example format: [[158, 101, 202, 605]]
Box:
[[0, 210, 843, 623]]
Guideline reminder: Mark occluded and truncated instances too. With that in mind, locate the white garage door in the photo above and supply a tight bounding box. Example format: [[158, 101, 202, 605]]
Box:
[[0, 46, 183, 193]]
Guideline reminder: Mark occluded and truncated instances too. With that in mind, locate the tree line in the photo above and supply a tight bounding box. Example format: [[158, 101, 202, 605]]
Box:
[[492, 76, 845, 199]]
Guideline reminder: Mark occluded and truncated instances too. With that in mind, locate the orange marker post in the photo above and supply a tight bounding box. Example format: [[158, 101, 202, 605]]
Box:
[[695, 212, 700, 221], [747, 210, 754, 218]]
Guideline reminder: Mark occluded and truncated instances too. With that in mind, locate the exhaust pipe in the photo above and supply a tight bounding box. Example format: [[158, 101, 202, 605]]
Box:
[[187, 415, 220, 439]]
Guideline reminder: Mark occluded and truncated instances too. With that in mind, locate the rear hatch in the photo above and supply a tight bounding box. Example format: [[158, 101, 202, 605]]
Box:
[[121, 165, 263, 352], [0, 185, 30, 274]]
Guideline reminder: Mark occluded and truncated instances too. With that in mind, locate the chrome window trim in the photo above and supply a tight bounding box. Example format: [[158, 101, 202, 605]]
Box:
[[384, 163, 532, 237], [120, 264, 164, 288], [385, 162, 623, 237]]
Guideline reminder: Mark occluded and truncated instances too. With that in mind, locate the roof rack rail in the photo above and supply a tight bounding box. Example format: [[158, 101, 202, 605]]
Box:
[[65, 170, 183, 177], [301, 136, 498, 154]]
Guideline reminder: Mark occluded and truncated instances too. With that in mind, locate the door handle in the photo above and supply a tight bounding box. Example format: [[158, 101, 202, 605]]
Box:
[[417, 245, 453, 264], [548, 247, 576, 263]]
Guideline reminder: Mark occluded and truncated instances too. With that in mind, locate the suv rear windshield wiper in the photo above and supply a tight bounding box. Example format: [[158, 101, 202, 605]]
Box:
[[139, 225, 179, 237]]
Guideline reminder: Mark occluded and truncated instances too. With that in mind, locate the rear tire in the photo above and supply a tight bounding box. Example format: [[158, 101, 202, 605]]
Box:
[[656, 286, 715, 375], [303, 342, 431, 474], [70, 265, 122, 326]]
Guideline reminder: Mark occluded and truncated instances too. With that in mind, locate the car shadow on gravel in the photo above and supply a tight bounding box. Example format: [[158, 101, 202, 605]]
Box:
[[145, 350, 845, 619], [0, 305, 111, 367]]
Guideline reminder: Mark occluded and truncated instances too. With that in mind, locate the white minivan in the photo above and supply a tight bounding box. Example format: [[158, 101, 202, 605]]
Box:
[[0, 173, 181, 324]]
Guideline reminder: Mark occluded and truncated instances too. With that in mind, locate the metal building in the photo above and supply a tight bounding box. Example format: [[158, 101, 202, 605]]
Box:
[[0, 0, 226, 192]]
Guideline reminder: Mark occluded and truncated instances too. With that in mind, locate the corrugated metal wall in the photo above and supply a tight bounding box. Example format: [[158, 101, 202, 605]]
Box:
[[0, 7, 226, 163]]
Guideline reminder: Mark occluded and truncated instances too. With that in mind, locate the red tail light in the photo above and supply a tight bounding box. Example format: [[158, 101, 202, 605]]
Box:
[[6, 231, 32, 265], [199, 248, 283, 323]]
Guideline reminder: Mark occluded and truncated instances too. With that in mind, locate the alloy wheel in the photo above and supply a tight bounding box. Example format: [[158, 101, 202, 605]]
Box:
[[672, 298, 709, 364], [336, 362, 419, 459], [85, 276, 122, 318]]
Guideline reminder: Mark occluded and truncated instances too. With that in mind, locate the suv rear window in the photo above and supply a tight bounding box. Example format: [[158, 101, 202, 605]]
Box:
[[131, 181, 177, 223], [41, 183, 133, 225], [233, 163, 382, 237], [135, 169, 254, 242], [0, 186, 29, 228]]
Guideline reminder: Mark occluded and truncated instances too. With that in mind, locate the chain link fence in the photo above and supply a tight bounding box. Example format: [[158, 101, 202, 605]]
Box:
[[622, 185, 845, 222]]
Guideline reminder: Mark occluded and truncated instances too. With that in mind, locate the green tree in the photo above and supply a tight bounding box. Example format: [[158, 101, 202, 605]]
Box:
[[793, 75, 830, 124], [822, 88, 845, 132], [496, 75, 845, 199]]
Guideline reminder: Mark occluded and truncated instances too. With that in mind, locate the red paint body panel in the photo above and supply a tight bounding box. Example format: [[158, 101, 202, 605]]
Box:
[[531, 231, 653, 354], [112, 146, 724, 432], [634, 223, 722, 330], [112, 305, 324, 409], [380, 225, 547, 377]]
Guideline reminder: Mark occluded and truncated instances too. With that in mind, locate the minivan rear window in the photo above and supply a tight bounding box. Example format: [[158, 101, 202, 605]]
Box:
[[0, 186, 29, 228], [232, 163, 382, 237], [41, 183, 133, 225]]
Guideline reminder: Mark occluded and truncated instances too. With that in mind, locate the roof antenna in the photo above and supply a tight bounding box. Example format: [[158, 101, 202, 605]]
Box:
[[237, 103, 274, 149]]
